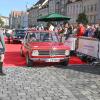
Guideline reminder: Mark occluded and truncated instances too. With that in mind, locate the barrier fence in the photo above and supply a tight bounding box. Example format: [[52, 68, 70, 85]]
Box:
[[64, 36, 100, 59]]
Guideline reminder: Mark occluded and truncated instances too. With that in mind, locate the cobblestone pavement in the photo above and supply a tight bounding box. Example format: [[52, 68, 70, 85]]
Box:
[[0, 65, 100, 100]]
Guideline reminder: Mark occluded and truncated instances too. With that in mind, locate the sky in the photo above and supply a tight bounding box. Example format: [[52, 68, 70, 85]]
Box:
[[0, 0, 38, 17]]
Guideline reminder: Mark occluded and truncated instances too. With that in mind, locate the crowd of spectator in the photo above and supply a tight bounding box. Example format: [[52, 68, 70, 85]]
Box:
[[48, 22, 100, 40], [31, 22, 100, 41], [5, 22, 100, 42]]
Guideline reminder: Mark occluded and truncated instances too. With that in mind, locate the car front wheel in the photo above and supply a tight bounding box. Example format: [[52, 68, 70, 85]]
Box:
[[60, 58, 69, 66], [26, 54, 33, 67]]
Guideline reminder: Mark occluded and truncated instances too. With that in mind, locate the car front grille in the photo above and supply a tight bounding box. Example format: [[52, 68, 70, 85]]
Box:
[[38, 50, 65, 56]]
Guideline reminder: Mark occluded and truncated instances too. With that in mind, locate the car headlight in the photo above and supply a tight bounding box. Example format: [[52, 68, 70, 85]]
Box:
[[65, 50, 69, 56], [32, 50, 39, 56], [18, 36, 21, 38]]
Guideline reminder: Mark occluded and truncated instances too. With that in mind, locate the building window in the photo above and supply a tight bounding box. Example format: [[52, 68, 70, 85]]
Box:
[[79, 4, 81, 13], [94, 4, 97, 11], [84, 6, 86, 12], [67, 7, 69, 14], [71, 6, 73, 14], [73, 5, 75, 14], [91, 5, 93, 12], [61, 0, 65, 5], [76, 5, 78, 13], [87, 5, 89, 13]]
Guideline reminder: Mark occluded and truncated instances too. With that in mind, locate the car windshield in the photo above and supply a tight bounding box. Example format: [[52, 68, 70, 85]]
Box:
[[29, 32, 59, 42], [15, 30, 26, 35]]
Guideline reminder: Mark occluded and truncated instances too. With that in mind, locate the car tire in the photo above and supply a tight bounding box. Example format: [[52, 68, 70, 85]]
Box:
[[20, 47, 24, 57], [60, 58, 69, 66], [26, 54, 33, 67], [12, 40, 15, 44], [7, 37, 10, 44]]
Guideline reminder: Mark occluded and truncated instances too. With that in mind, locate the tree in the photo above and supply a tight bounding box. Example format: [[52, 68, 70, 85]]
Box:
[[0, 17, 4, 27], [76, 12, 88, 25]]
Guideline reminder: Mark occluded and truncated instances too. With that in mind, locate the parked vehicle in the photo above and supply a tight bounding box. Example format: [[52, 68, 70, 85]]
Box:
[[11, 29, 26, 43], [5, 29, 13, 43], [20, 30, 70, 67]]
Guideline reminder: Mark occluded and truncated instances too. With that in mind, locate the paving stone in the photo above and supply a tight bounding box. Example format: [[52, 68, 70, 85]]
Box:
[[35, 97, 44, 100], [43, 97, 52, 100], [0, 66, 99, 100]]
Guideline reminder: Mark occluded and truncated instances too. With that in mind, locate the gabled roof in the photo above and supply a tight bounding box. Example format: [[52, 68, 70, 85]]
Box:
[[27, 0, 47, 11], [35, 0, 45, 5], [39, 0, 48, 9]]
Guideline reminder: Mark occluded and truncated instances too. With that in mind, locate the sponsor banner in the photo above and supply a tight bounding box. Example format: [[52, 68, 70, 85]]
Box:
[[64, 37, 77, 50], [77, 38, 99, 58]]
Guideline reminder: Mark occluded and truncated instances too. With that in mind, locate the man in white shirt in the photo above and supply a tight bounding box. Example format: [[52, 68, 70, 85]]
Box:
[[49, 24, 54, 31]]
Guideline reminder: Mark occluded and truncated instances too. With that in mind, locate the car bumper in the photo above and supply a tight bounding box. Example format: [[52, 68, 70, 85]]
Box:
[[30, 57, 69, 63]]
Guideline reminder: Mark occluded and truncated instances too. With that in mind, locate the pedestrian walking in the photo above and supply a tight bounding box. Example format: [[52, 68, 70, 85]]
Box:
[[0, 28, 6, 75]]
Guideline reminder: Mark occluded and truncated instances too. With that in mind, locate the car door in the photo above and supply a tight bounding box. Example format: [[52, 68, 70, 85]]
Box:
[[24, 33, 33, 56], [22, 33, 29, 55]]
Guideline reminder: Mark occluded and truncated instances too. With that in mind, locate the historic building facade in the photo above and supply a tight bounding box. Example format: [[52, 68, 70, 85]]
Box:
[[97, 0, 100, 23], [48, 0, 55, 14], [28, 6, 39, 27], [27, 0, 100, 26], [38, 0, 48, 17], [27, 0, 49, 27], [66, 0, 82, 24], [0, 16, 9, 27], [9, 11, 28, 29], [82, 0, 98, 24], [64, 0, 98, 24]]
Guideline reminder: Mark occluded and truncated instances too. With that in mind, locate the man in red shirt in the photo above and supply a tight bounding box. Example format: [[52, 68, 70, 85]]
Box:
[[77, 23, 85, 37]]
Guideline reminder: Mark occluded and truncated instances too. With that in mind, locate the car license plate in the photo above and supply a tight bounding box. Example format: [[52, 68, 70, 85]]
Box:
[[46, 58, 59, 62]]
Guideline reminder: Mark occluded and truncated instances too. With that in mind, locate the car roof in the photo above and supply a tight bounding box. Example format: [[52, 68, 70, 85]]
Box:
[[15, 29, 26, 31], [27, 29, 55, 33]]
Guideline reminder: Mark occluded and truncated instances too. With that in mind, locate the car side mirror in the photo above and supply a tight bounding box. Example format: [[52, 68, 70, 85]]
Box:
[[21, 40, 24, 44]]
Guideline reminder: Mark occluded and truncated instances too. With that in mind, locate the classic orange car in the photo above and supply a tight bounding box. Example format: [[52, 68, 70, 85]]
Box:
[[20, 30, 70, 67]]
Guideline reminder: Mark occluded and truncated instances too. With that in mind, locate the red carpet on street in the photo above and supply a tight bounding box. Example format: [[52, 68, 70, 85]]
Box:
[[4, 41, 85, 67], [4, 44, 26, 67]]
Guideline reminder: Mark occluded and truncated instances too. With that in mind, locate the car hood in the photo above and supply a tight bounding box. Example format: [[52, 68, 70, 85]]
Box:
[[28, 42, 70, 50]]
